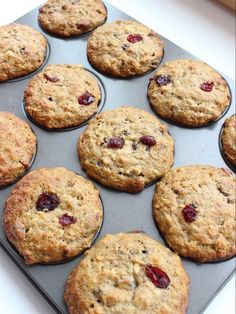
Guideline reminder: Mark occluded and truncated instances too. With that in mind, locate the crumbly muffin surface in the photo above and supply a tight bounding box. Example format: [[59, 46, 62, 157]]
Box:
[[65, 233, 189, 314], [38, 0, 107, 37], [78, 106, 174, 193], [24, 64, 101, 129], [221, 114, 236, 168], [0, 112, 37, 187], [153, 165, 236, 262], [0, 23, 47, 81], [87, 20, 164, 77], [4, 167, 103, 264], [147, 59, 231, 127]]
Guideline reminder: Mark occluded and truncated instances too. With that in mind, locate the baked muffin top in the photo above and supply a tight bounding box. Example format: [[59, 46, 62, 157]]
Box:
[[0, 23, 47, 81], [65, 233, 189, 314], [87, 20, 164, 77], [147, 59, 231, 127], [38, 0, 107, 37]]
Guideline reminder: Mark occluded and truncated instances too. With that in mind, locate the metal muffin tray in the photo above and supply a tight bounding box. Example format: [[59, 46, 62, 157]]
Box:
[[0, 2, 235, 314]]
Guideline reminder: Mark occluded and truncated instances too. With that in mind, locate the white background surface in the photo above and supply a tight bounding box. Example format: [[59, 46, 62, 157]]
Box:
[[0, 0, 235, 313]]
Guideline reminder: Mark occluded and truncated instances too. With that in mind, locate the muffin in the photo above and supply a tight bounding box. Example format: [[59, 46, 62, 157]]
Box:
[[87, 20, 164, 77], [147, 59, 231, 127], [220, 114, 236, 168], [0, 23, 47, 81], [38, 0, 107, 37], [0, 111, 37, 187], [153, 165, 236, 262], [65, 233, 189, 314], [4, 167, 103, 264], [78, 106, 174, 193], [24, 64, 101, 129]]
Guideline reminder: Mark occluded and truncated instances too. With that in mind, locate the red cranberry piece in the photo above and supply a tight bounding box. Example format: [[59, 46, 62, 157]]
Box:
[[38, 7, 44, 13], [200, 82, 214, 92], [127, 34, 143, 43], [155, 75, 171, 87], [36, 193, 59, 211], [44, 74, 59, 82], [140, 135, 156, 147], [145, 265, 170, 289], [107, 137, 124, 149], [59, 213, 77, 226], [182, 204, 197, 222], [78, 91, 95, 105]]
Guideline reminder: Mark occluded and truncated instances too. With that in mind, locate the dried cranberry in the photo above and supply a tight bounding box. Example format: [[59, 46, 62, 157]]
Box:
[[107, 137, 124, 149], [127, 34, 143, 43], [182, 204, 197, 222], [44, 74, 59, 82], [38, 7, 44, 13], [145, 265, 170, 289], [140, 135, 156, 147], [36, 193, 59, 211], [155, 75, 171, 87], [200, 82, 214, 92], [78, 91, 95, 105], [59, 213, 77, 226]]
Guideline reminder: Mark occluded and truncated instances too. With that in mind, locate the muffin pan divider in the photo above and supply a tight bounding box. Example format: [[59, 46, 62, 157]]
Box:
[[0, 2, 235, 313]]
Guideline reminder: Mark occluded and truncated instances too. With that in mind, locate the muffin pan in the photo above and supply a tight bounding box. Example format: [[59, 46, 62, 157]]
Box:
[[0, 2, 235, 314]]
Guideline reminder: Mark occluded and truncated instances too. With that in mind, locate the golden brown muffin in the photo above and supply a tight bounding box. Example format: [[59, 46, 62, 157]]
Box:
[[24, 64, 101, 129], [78, 106, 174, 193], [38, 0, 107, 37], [65, 233, 189, 314], [0, 112, 37, 187], [153, 165, 236, 262], [87, 20, 164, 77], [221, 114, 236, 168], [147, 59, 231, 127], [0, 23, 47, 81], [4, 167, 103, 264]]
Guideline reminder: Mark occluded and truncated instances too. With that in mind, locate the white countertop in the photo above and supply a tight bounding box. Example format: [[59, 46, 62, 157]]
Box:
[[0, 0, 235, 313]]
